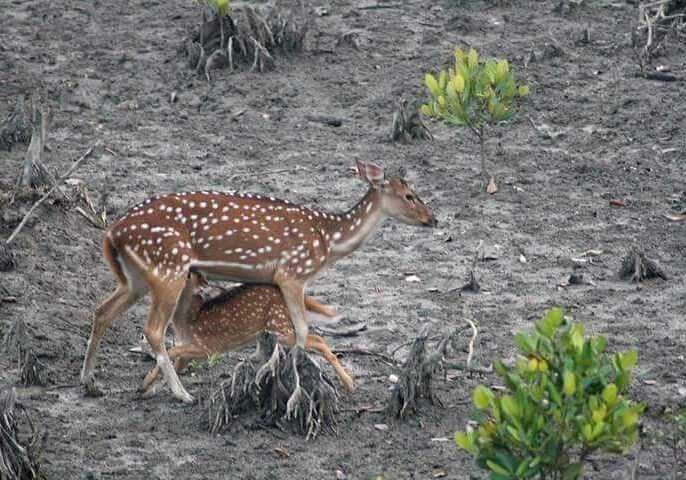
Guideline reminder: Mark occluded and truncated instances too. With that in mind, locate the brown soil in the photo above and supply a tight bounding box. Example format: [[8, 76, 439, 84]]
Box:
[[1, 0, 685, 478]]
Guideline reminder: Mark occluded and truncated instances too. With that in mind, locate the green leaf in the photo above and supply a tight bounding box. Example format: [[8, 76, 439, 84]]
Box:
[[619, 350, 638, 371], [455, 431, 475, 452], [569, 324, 584, 353], [467, 48, 479, 69], [493, 360, 509, 378], [602, 384, 618, 406], [486, 460, 511, 477], [506, 425, 520, 441], [501, 395, 521, 419], [537, 308, 564, 339], [473, 385, 493, 410], [620, 409, 639, 428], [514, 332, 535, 354], [518, 85, 530, 97], [438, 70, 447, 90], [563, 370, 576, 396], [425, 73, 441, 97]]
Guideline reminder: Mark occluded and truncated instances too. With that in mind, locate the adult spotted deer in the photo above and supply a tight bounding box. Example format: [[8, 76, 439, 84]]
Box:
[[81, 161, 437, 402], [139, 272, 354, 395]]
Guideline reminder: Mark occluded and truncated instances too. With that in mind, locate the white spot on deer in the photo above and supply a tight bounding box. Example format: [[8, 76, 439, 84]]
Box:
[[147, 208, 154, 214], [312, 239, 320, 247], [181, 254, 189, 262], [242, 227, 250, 233], [224, 249, 233, 255], [265, 246, 272, 252], [200, 217, 208, 224], [332, 232, 342, 241], [171, 248, 178, 255], [130, 225, 137, 231], [296, 267, 303, 273], [199, 202, 207, 208], [221, 215, 229, 221]]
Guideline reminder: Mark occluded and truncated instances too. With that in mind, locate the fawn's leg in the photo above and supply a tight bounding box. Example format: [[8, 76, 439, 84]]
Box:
[[141, 344, 210, 395], [279, 332, 355, 393], [304, 296, 337, 318]]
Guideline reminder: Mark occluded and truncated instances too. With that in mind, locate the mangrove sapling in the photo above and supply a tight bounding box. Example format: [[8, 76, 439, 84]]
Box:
[[421, 48, 529, 193]]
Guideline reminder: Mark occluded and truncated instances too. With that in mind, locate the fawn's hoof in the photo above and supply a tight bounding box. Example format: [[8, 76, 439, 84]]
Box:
[[82, 378, 104, 398]]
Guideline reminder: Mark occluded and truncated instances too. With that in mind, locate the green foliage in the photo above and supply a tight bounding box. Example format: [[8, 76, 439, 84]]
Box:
[[189, 353, 223, 371], [421, 48, 528, 137], [203, 0, 231, 17], [456, 308, 644, 480]]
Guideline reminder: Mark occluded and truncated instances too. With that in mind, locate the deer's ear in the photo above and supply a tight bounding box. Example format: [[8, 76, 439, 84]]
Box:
[[354, 160, 385, 188]]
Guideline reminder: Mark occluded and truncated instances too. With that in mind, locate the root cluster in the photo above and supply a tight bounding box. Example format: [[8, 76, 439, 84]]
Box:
[[386, 329, 458, 419], [636, 0, 686, 70], [207, 332, 338, 439], [1, 319, 45, 387], [186, 3, 310, 81], [391, 99, 433, 143], [619, 247, 668, 282], [0, 96, 31, 152], [0, 388, 42, 480]]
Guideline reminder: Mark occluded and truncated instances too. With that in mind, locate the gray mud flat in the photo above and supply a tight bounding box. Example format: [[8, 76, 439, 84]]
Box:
[[1, 1, 685, 478]]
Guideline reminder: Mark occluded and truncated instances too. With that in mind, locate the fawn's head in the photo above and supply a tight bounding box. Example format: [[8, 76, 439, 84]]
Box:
[[355, 161, 437, 227]]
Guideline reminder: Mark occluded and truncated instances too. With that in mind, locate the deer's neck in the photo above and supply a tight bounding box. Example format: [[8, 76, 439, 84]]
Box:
[[319, 188, 385, 261]]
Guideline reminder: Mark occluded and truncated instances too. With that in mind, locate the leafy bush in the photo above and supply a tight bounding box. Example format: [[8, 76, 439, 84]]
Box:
[[455, 308, 644, 479], [421, 48, 528, 191]]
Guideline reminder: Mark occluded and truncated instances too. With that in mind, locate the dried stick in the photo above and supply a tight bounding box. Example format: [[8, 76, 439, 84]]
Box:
[[464, 317, 478, 368], [6, 142, 100, 245]]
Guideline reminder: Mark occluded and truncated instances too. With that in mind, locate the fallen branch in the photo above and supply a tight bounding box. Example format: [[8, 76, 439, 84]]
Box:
[[332, 347, 396, 365], [304, 115, 346, 127], [464, 316, 478, 368], [5, 142, 100, 245]]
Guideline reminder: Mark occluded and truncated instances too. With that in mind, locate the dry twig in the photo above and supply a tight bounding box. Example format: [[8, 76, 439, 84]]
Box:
[[5, 142, 100, 245]]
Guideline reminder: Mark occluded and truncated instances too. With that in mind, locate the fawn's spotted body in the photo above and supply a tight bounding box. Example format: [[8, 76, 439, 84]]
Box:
[[140, 279, 354, 394], [81, 161, 436, 403]]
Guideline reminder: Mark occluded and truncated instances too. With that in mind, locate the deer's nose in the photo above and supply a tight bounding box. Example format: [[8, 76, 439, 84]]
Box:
[[423, 216, 438, 227]]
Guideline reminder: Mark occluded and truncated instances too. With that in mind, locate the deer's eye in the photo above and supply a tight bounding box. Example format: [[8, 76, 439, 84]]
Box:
[[405, 194, 415, 202]]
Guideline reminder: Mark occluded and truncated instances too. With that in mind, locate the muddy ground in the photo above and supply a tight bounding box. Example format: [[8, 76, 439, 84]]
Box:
[[1, 0, 686, 478]]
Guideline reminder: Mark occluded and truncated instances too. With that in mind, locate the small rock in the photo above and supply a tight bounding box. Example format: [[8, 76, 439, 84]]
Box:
[[374, 423, 389, 432], [336, 469, 346, 480], [388, 374, 399, 384], [405, 275, 421, 283]]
